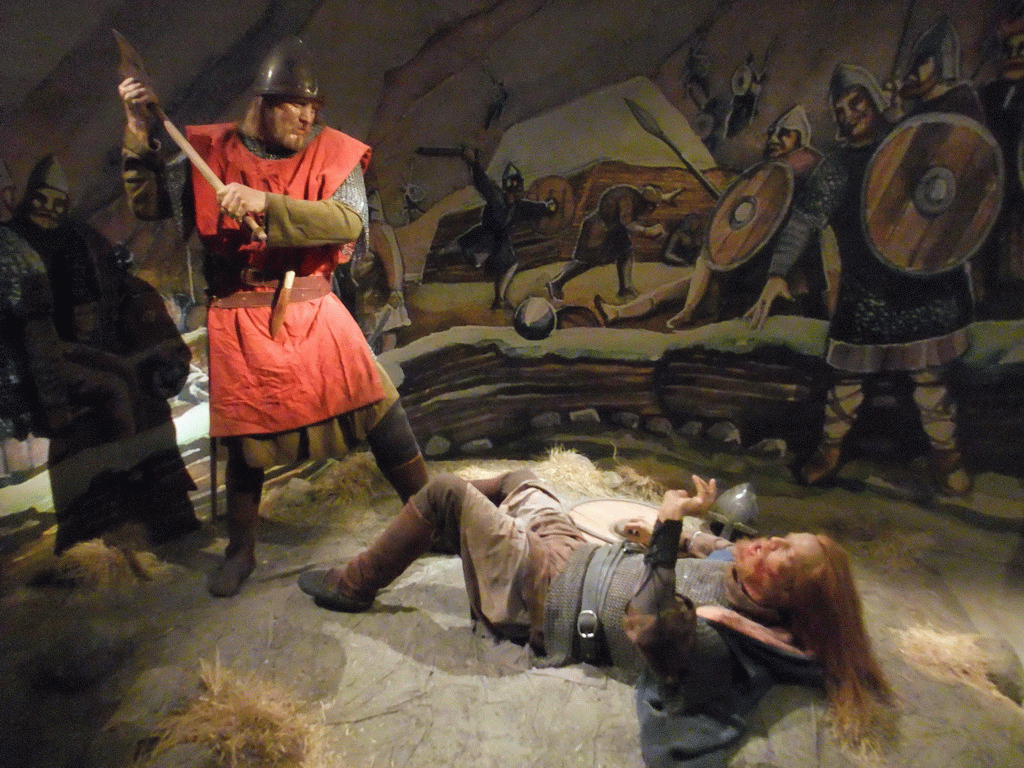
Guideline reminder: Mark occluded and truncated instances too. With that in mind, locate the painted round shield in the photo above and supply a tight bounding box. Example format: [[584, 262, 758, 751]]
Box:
[[525, 175, 576, 236], [567, 498, 659, 546], [705, 160, 794, 271], [863, 112, 1004, 275]]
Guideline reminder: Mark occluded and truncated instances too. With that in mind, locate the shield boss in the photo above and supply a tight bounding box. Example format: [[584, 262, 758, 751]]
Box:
[[525, 175, 576, 236]]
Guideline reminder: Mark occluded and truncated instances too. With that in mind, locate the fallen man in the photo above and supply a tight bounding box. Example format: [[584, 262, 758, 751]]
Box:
[[299, 470, 893, 766]]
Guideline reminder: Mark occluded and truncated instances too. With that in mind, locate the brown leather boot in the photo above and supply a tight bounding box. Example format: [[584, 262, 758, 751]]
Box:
[[298, 498, 434, 611], [208, 488, 259, 597], [799, 441, 843, 485]]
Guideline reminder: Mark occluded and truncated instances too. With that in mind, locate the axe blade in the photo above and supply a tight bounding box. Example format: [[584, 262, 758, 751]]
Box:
[[112, 29, 156, 99]]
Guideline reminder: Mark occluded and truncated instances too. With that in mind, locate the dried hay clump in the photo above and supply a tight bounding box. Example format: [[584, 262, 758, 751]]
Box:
[[144, 656, 327, 768], [534, 446, 665, 502], [54, 540, 165, 590], [264, 452, 391, 525], [895, 625, 1003, 699], [309, 452, 391, 506]]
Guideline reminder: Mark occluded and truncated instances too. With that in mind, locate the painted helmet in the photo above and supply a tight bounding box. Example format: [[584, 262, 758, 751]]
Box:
[[829, 63, 887, 114], [25, 154, 69, 197], [502, 162, 524, 192]]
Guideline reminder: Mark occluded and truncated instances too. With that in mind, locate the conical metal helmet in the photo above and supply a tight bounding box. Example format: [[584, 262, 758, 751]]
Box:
[[707, 482, 759, 540], [25, 154, 69, 196], [502, 162, 523, 191], [829, 63, 886, 114], [909, 16, 960, 81], [254, 37, 321, 102], [767, 105, 812, 146]]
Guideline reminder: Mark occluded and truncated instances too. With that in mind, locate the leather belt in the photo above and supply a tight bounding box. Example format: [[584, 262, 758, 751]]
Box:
[[211, 274, 331, 309], [576, 541, 632, 664]]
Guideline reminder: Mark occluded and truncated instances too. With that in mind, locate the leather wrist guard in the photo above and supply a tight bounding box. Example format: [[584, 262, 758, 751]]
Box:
[[645, 519, 682, 568]]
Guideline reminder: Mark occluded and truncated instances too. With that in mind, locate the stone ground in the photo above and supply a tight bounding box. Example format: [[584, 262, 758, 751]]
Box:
[[2, 428, 1024, 768]]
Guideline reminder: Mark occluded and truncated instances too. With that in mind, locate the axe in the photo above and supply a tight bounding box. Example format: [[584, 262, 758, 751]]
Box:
[[113, 31, 295, 337]]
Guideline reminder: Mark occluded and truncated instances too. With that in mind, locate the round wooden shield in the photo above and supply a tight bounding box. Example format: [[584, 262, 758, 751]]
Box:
[[525, 175, 576, 236], [705, 161, 794, 271], [863, 112, 1004, 275], [567, 498, 659, 545]]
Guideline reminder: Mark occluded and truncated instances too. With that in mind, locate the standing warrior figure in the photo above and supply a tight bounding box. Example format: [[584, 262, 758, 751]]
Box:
[[439, 148, 554, 310], [978, 10, 1024, 318], [891, 16, 985, 121], [597, 105, 824, 328], [119, 37, 428, 597], [548, 183, 680, 302], [748, 64, 978, 497]]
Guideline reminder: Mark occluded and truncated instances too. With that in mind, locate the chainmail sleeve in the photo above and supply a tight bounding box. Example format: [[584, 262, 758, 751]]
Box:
[[331, 164, 371, 269], [767, 153, 847, 279], [165, 154, 196, 240]]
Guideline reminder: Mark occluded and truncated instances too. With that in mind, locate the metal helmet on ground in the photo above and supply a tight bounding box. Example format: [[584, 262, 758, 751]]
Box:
[[707, 482, 759, 540], [254, 36, 321, 102]]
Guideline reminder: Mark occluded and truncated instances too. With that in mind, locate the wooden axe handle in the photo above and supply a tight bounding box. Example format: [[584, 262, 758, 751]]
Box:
[[151, 104, 267, 242]]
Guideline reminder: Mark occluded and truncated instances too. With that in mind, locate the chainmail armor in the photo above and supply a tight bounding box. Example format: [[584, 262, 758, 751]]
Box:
[[331, 163, 371, 270], [540, 546, 732, 675]]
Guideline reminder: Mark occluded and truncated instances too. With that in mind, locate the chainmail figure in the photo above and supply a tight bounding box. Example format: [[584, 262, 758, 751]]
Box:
[[299, 469, 891, 766], [750, 64, 973, 496]]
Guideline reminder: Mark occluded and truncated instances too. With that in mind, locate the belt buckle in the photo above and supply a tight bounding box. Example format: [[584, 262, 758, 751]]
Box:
[[241, 267, 274, 287], [576, 609, 599, 639]]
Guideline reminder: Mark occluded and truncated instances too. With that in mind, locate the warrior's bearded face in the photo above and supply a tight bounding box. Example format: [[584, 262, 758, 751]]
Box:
[[833, 87, 883, 146], [28, 187, 68, 230], [260, 97, 318, 152]]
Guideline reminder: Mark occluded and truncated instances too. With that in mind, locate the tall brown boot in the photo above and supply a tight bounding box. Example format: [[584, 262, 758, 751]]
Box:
[[208, 487, 259, 597], [379, 453, 429, 502], [298, 498, 434, 612]]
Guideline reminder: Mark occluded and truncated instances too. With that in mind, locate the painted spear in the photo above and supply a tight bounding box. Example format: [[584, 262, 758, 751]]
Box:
[[623, 97, 721, 200]]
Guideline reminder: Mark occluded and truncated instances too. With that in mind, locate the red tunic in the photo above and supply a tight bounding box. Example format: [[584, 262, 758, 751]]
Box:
[[187, 123, 385, 437]]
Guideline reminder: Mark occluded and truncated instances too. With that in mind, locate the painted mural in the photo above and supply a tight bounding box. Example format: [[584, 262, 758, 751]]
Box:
[[369, 7, 1024, 501], [2, 0, 1024, 551]]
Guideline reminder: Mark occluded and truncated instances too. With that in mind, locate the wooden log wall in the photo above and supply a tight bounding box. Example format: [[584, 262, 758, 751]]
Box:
[[393, 337, 1024, 477]]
